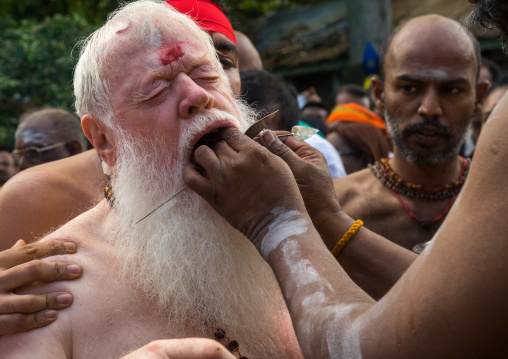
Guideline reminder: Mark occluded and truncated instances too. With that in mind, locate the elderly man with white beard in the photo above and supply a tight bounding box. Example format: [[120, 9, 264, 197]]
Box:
[[0, 1, 302, 358]]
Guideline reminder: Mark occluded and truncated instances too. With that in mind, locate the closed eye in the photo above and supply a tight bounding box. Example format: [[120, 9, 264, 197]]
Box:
[[138, 83, 170, 105]]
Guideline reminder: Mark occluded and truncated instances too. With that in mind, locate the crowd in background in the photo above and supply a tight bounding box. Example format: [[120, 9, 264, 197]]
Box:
[[2, 0, 508, 357]]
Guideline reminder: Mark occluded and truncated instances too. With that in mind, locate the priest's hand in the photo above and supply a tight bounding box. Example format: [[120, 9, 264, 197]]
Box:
[[184, 127, 311, 254], [262, 130, 342, 226]]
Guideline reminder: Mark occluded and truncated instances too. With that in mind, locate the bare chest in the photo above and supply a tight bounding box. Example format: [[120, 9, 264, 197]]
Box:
[[41, 245, 182, 358], [341, 186, 452, 251]]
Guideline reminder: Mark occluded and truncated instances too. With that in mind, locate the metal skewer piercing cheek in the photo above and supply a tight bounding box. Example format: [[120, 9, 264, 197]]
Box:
[[134, 122, 319, 224], [134, 111, 281, 225]]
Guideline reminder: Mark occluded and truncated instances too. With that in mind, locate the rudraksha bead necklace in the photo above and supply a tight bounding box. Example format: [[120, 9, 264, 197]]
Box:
[[104, 187, 245, 357], [369, 157, 470, 200], [104, 186, 114, 207], [104, 186, 249, 359], [206, 317, 248, 359]]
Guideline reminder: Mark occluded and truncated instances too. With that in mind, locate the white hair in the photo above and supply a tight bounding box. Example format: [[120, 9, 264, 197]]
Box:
[[73, 0, 223, 129], [104, 102, 284, 356]]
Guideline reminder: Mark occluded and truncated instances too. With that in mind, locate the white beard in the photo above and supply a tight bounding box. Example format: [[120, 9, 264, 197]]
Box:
[[104, 102, 286, 356]]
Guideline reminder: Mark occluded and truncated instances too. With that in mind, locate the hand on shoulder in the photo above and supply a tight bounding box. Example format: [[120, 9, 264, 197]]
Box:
[[0, 240, 82, 336]]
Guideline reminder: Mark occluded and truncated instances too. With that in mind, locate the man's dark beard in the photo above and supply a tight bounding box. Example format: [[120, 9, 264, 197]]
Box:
[[471, 0, 508, 53], [386, 114, 469, 166]]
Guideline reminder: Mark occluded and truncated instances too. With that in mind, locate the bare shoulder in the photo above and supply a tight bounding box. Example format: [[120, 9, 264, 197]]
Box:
[[0, 150, 107, 250], [0, 322, 71, 358], [333, 167, 386, 204], [360, 98, 508, 357], [0, 205, 110, 359], [332, 167, 401, 234]]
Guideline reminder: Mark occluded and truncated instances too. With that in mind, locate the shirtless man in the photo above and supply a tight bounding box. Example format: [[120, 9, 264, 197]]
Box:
[[14, 109, 87, 171], [481, 75, 508, 127], [0, 148, 16, 187], [0, 0, 242, 250], [234, 30, 263, 70], [334, 15, 488, 252], [0, 2, 301, 357], [183, 1, 508, 356]]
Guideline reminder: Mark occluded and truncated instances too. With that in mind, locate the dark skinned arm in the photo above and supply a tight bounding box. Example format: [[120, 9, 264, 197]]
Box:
[[0, 240, 82, 335], [271, 132, 416, 299], [184, 127, 508, 358], [239, 129, 416, 299]]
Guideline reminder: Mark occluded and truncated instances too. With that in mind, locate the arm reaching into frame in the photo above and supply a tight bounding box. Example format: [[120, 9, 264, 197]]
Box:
[[184, 126, 508, 358], [0, 240, 82, 335]]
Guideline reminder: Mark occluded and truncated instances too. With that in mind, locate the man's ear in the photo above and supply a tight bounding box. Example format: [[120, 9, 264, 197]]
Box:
[[81, 114, 116, 166], [371, 76, 386, 115], [473, 79, 490, 116]]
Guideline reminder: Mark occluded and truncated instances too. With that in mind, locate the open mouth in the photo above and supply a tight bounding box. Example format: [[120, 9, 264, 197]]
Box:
[[189, 127, 228, 171]]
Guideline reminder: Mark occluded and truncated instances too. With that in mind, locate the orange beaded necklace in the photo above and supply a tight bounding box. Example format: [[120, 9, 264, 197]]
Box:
[[370, 157, 470, 228]]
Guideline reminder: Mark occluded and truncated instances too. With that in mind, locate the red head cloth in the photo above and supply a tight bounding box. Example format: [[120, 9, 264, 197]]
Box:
[[167, 0, 237, 45]]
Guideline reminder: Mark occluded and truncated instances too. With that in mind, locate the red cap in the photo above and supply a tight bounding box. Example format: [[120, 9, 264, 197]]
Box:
[[167, 0, 236, 45]]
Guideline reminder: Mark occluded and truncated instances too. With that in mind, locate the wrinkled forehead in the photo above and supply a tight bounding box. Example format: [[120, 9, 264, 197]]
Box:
[[100, 5, 220, 72], [116, 17, 214, 57]]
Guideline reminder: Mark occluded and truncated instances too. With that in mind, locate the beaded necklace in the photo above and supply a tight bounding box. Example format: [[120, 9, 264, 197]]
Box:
[[206, 317, 248, 358], [103, 186, 248, 357], [369, 157, 470, 228], [369, 157, 470, 200]]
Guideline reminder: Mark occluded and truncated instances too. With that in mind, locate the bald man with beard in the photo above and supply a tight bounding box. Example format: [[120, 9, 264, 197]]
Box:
[[0, 2, 302, 358], [334, 15, 487, 253]]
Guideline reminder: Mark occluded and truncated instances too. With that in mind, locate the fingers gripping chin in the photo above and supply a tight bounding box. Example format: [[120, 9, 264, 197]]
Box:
[[183, 164, 212, 201]]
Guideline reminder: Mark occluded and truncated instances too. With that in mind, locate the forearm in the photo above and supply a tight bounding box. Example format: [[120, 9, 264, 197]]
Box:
[[310, 208, 417, 299], [262, 217, 374, 358]]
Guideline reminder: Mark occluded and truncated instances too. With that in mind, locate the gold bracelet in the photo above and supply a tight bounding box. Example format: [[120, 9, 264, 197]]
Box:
[[331, 219, 364, 257]]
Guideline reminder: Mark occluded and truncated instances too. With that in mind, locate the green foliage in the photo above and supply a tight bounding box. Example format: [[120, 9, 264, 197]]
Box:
[[0, 14, 99, 146], [0, 0, 118, 23], [0, 0, 327, 146]]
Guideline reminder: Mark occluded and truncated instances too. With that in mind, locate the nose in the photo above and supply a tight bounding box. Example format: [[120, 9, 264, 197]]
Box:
[[177, 74, 214, 119], [417, 87, 443, 119]]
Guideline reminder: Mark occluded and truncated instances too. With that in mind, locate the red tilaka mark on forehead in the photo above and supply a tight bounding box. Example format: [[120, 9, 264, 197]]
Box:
[[159, 45, 185, 66]]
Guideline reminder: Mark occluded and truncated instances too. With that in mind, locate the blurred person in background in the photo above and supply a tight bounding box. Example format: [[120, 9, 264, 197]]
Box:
[[241, 69, 346, 178], [14, 108, 87, 171], [480, 57, 502, 85], [463, 56, 502, 156], [480, 74, 508, 129], [0, 146, 17, 188], [300, 101, 329, 131], [234, 30, 263, 70], [326, 83, 373, 112], [327, 122, 390, 174], [326, 103, 390, 174], [334, 15, 487, 252]]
